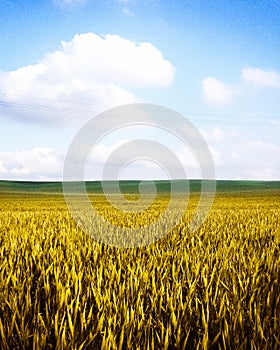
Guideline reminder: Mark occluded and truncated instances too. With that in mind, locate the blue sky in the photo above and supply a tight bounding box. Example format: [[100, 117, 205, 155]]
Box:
[[0, 0, 280, 180]]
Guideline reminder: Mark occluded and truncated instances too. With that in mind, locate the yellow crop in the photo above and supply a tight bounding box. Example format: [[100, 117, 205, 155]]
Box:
[[0, 191, 279, 349]]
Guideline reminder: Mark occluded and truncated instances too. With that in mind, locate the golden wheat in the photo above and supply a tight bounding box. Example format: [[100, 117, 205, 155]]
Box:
[[0, 192, 279, 349]]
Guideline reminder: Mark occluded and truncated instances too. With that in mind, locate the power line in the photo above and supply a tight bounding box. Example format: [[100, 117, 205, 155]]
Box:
[[0, 100, 98, 115], [0, 91, 103, 108], [0, 94, 279, 127]]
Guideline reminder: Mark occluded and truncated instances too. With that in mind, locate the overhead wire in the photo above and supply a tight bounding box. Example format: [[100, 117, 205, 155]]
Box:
[[0, 91, 279, 127]]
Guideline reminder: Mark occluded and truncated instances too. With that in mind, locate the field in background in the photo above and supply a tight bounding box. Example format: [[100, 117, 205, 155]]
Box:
[[0, 181, 280, 349], [1, 179, 280, 194]]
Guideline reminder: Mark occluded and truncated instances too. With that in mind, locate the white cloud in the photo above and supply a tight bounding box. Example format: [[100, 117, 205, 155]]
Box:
[[202, 77, 238, 107], [0, 148, 62, 180], [88, 137, 215, 180], [0, 33, 175, 124], [242, 67, 280, 88], [1, 136, 279, 181], [250, 168, 280, 180], [89, 140, 129, 164], [122, 7, 134, 15], [227, 140, 280, 180], [202, 126, 226, 143], [196, 122, 280, 180], [0, 160, 8, 176], [202, 67, 280, 107]]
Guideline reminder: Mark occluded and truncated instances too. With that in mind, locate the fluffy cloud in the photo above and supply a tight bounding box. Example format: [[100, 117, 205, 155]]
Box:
[[202, 67, 280, 106], [242, 68, 280, 88], [215, 140, 280, 180], [0, 148, 62, 180], [1, 136, 279, 181], [0, 33, 175, 124], [232, 140, 280, 180], [202, 77, 238, 107], [202, 126, 226, 143]]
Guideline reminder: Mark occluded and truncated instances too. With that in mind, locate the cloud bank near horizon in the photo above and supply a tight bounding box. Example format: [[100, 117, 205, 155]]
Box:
[[1, 125, 280, 182]]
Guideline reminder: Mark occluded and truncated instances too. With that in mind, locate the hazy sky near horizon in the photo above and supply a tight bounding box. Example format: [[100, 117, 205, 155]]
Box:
[[0, 0, 280, 180]]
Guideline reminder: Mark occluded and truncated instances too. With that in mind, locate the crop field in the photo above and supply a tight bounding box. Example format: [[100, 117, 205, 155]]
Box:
[[0, 181, 280, 349]]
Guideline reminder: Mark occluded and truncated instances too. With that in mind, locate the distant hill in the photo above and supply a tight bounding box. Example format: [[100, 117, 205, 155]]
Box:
[[1, 179, 280, 195]]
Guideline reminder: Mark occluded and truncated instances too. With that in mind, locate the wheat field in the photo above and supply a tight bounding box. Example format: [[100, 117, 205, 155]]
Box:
[[0, 189, 279, 349]]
